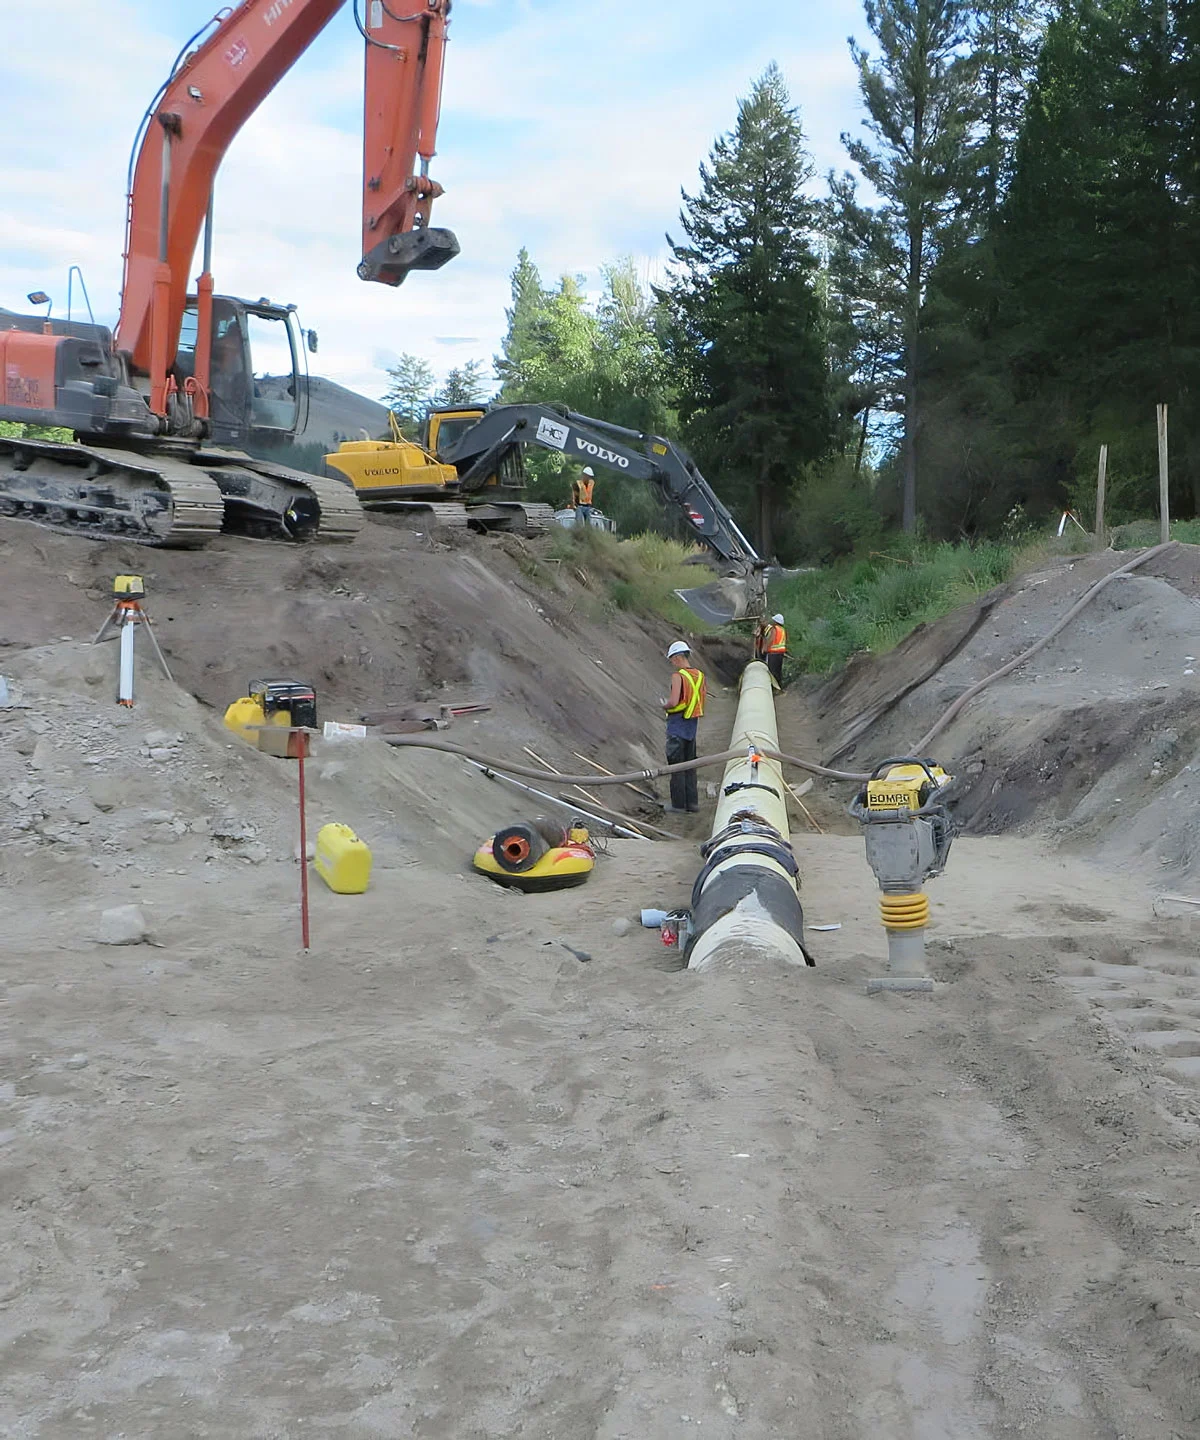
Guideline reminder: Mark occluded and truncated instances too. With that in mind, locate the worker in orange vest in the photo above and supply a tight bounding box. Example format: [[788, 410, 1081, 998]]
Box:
[[759, 613, 787, 688], [571, 467, 596, 527], [660, 640, 706, 813]]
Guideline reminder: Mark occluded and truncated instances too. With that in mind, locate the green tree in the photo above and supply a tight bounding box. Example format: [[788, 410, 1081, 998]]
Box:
[[840, 0, 979, 532], [658, 64, 831, 557], [381, 352, 434, 429], [434, 360, 490, 409]]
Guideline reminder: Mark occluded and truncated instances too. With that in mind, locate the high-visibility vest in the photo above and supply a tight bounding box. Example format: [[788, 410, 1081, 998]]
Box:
[[575, 477, 595, 504], [764, 623, 787, 653], [667, 666, 706, 720]]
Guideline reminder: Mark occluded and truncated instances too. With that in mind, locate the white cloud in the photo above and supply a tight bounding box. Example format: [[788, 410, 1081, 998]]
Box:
[[0, 0, 868, 408]]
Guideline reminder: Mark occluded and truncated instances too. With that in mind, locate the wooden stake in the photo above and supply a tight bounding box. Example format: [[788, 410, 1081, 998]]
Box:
[[1157, 404, 1170, 544], [522, 745, 651, 840], [570, 750, 659, 804], [1095, 444, 1107, 547], [783, 776, 823, 834]]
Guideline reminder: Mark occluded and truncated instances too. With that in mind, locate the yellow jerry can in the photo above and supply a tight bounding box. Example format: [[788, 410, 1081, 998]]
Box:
[[224, 696, 266, 742], [314, 823, 372, 895]]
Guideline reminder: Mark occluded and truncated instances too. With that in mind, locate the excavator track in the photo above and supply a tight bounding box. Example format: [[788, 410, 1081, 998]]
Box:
[[0, 435, 224, 547], [356, 499, 472, 528], [196, 450, 365, 543], [478, 501, 555, 536]]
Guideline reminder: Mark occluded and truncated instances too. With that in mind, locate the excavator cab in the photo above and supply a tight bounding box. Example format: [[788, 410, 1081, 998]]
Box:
[[177, 296, 309, 447], [424, 408, 526, 492]]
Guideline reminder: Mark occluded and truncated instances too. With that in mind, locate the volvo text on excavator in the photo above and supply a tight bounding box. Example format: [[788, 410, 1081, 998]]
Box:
[[0, 0, 456, 547], [327, 403, 766, 622]]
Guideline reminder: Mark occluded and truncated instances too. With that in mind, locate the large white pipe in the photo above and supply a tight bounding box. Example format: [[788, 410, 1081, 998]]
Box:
[[686, 662, 812, 971]]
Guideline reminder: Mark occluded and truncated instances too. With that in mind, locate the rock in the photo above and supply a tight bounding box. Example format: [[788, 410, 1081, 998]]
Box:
[[611, 917, 633, 937], [293, 838, 317, 861], [147, 824, 181, 845], [95, 905, 149, 946], [63, 1054, 89, 1071], [29, 737, 55, 769], [142, 810, 176, 825], [148, 747, 175, 762], [143, 730, 178, 748], [88, 780, 123, 813], [241, 842, 270, 865], [63, 796, 96, 825]]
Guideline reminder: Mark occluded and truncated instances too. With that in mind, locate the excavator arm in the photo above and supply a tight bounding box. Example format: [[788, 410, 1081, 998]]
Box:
[[437, 404, 766, 621], [117, 0, 455, 419]]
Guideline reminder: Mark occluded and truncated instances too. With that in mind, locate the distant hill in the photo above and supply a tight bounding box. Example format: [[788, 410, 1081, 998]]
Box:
[[258, 374, 389, 450]]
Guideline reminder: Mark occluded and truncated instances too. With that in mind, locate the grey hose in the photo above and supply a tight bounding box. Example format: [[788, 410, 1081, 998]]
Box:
[[383, 735, 873, 784], [912, 541, 1177, 753]]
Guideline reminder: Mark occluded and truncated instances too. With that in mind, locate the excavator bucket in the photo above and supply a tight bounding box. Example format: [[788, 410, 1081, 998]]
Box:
[[675, 577, 756, 626]]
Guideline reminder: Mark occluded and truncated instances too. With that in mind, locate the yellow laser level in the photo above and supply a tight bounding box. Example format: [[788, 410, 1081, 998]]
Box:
[[112, 574, 145, 599]]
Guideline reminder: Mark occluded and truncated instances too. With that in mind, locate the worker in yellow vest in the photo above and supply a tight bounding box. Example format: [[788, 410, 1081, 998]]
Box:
[[760, 612, 787, 688], [660, 639, 706, 813], [571, 467, 596, 527]]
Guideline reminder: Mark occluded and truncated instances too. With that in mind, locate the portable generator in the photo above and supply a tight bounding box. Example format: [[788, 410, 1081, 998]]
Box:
[[248, 679, 318, 731]]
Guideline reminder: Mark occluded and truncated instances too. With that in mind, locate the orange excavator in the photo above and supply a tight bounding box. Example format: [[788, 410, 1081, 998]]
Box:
[[0, 0, 456, 546]]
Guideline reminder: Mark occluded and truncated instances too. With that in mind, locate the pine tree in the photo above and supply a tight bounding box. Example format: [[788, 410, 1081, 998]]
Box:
[[434, 360, 490, 409], [494, 248, 550, 398], [381, 352, 434, 429], [658, 64, 830, 557], [840, 0, 979, 531]]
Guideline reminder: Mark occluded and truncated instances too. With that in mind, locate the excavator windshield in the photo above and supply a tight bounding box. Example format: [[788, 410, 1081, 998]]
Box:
[[180, 297, 305, 445]]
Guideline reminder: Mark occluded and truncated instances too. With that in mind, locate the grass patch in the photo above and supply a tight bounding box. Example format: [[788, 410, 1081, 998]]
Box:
[[544, 526, 713, 630], [1111, 518, 1200, 549], [771, 539, 1017, 675]]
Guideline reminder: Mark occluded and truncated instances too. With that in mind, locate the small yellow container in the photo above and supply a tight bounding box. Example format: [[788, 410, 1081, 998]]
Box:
[[314, 823, 372, 895], [223, 697, 296, 755], [224, 695, 265, 741]]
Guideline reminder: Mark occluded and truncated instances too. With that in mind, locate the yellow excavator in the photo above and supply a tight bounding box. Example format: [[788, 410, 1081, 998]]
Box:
[[326, 406, 554, 533], [326, 401, 766, 623]]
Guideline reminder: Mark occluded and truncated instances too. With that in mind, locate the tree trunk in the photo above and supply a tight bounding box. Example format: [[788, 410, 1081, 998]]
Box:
[[855, 406, 872, 477], [901, 367, 918, 534], [756, 480, 773, 560]]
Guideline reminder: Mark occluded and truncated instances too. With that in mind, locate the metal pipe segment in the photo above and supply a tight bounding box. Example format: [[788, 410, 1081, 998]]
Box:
[[686, 662, 812, 972]]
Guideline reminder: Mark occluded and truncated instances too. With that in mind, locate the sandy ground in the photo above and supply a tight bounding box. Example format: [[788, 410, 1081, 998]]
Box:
[[4, 821, 1200, 1438], [3, 524, 1200, 1437]]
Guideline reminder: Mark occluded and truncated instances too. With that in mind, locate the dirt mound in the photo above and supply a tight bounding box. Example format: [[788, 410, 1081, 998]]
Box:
[[814, 545, 1200, 887], [0, 516, 724, 779], [0, 519, 736, 893]]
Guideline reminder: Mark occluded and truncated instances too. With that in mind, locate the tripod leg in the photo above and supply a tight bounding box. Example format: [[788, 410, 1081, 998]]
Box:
[[141, 616, 173, 682], [92, 609, 119, 646]]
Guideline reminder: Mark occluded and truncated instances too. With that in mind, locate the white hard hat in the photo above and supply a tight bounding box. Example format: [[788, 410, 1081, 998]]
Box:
[[666, 640, 691, 659], [581, 466, 595, 476], [772, 613, 784, 624]]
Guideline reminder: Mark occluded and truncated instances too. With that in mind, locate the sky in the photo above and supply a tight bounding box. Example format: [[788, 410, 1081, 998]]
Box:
[[0, 0, 869, 406]]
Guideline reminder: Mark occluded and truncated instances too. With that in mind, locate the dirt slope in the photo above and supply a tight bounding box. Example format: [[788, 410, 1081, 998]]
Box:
[[813, 545, 1200, 888]]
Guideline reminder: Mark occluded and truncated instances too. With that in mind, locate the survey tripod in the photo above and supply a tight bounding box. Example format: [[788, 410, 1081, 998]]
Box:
[[92, 575, 172, 706]]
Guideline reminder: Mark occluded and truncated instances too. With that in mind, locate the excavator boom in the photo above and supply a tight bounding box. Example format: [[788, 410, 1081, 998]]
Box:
[[1, 0, 456, 549], [119, 0, 456, 399]]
